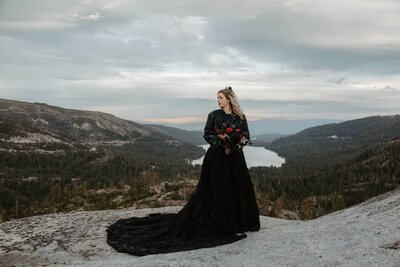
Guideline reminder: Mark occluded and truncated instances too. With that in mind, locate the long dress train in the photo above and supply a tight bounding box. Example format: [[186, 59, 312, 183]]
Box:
[[106, 109, 260, 256]]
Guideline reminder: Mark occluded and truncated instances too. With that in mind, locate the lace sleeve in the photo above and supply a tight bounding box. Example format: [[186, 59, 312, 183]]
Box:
[[203, 112, 223, 147]]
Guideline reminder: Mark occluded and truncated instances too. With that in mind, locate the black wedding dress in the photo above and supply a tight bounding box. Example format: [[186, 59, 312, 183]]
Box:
[[106, 108, 260, 256]]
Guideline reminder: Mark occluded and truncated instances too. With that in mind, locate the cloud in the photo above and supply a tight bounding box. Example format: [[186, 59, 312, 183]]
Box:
[[0, 20, 75, 31], [0, 0, 399, 123]]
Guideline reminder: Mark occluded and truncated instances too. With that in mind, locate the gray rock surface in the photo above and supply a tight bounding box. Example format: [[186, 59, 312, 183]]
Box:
[[1, 188, 400, 267]]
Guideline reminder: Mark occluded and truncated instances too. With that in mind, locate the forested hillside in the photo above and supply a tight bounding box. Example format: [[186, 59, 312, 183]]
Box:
[[0, 115, 203, 222], [252, 137, 400, 219], [266, 115, 400, 173]]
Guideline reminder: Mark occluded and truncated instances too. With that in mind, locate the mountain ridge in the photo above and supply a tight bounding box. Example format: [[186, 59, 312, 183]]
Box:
[[0, 98, 150, 144], [265, 114, 400, 172]]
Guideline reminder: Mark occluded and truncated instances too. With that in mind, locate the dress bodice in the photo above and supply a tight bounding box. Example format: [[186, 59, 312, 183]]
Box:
[[203, 108, 251, 148]]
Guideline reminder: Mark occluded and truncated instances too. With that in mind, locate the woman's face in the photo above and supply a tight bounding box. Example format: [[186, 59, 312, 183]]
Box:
[[217, 92, 230, 108]]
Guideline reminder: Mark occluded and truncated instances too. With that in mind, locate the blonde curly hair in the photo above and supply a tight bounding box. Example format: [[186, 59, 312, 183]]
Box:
[[218, 86, 245, 120]]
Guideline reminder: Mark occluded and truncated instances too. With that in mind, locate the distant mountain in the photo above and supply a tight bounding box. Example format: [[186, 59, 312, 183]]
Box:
[[140, 124, 286, 147], [248, 118, 344, 136], [163, 118, 343, 135], [0, 98, 153, 145], [0, 98, 204, 158], [265, 114, 400, 171], [0, 98, 344, 148], [142, 124, 205, 145], [250, 133, 289, 146], [144, 118, 343, 147]]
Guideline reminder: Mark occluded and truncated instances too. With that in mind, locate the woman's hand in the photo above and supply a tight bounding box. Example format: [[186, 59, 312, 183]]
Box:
[[218, 133, 228, 140]]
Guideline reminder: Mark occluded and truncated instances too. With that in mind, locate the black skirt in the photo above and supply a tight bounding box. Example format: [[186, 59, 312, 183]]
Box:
[[106, 145, 260, 256]]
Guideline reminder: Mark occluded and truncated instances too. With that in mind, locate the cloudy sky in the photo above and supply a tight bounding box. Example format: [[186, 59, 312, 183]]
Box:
[[0, 0, 399, 125]]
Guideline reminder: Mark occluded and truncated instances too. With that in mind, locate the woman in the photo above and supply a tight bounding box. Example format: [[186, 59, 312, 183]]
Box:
[[106, 86, 260, 256]]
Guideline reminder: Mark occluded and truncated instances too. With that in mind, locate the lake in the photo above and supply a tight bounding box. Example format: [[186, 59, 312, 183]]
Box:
[[190, 144, 285, 168]]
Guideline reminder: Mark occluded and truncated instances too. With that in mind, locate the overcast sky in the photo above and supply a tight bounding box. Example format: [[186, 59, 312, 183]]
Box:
[[0, 0, 399, 125]]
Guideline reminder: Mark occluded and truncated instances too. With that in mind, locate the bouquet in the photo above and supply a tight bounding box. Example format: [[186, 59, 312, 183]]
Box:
[[216, 124, 249, 148]]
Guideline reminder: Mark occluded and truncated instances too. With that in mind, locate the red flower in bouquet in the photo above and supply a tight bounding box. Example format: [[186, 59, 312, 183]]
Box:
[[226, 127, 234, 133]]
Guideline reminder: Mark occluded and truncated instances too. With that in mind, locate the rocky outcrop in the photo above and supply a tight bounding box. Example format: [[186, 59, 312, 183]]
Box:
[[1, 188, 399, 266]]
